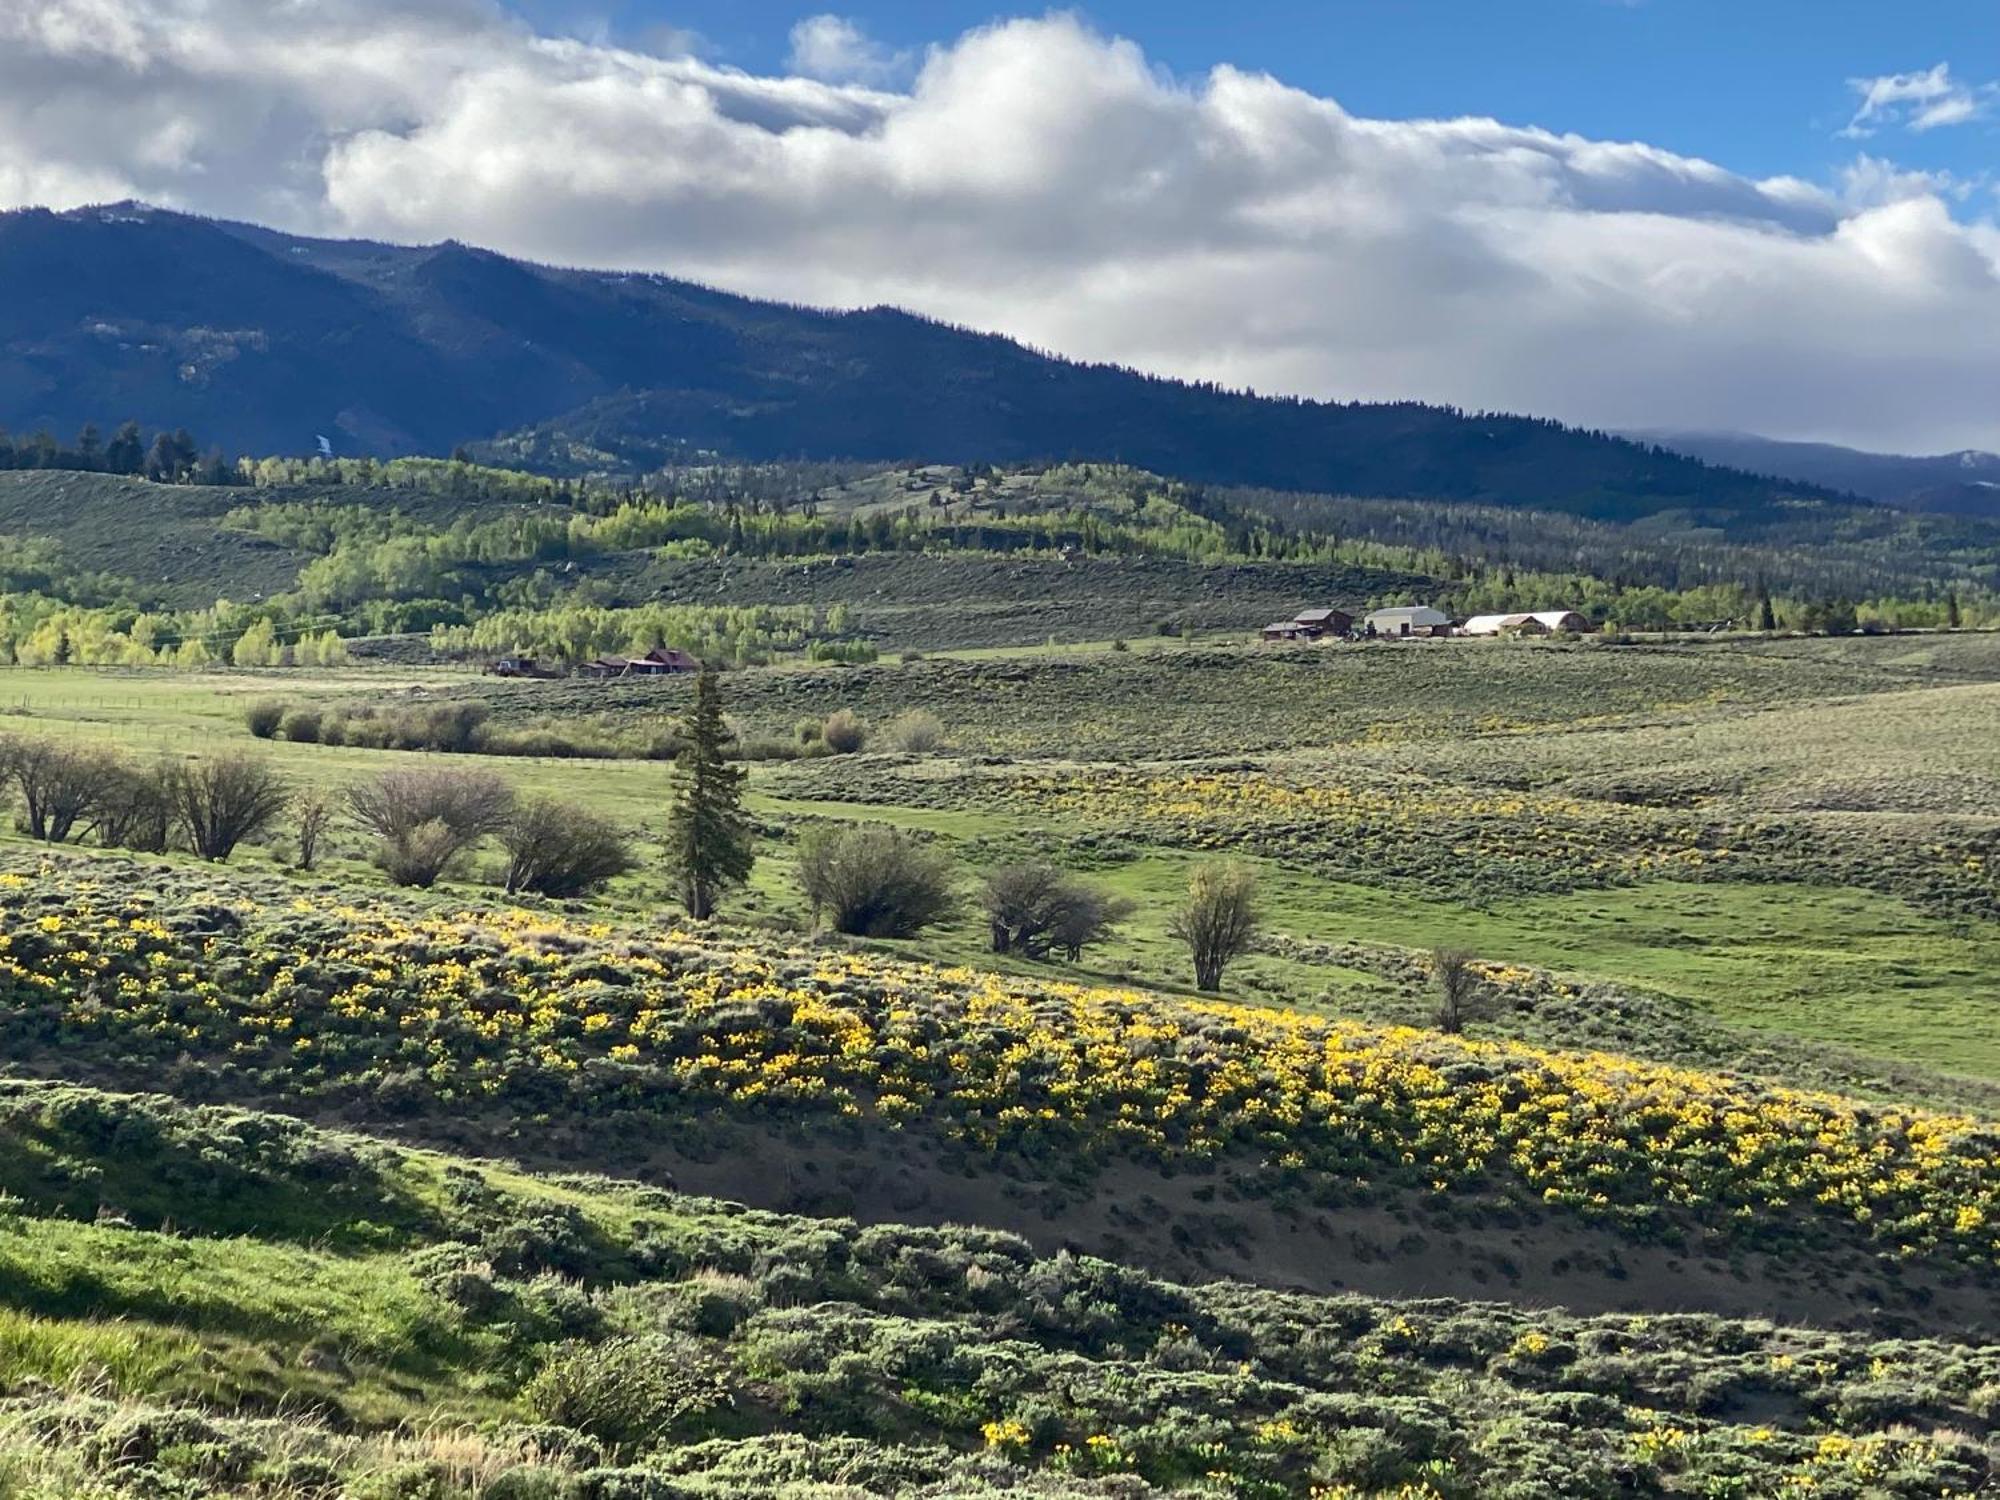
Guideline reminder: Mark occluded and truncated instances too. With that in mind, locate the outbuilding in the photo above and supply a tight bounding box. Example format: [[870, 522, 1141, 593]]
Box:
[[1363, 605, 1452, 638], [1263, 606, 1355, 643], [1462, 610, 1591, 636], [626, 646, 702, 675]]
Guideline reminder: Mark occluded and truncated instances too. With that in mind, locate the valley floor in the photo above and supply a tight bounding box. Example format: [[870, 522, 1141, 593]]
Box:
[[1, 629, 1998, 1497]]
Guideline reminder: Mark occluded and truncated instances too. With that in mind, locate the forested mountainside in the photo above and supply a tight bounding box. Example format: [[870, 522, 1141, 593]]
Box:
[[0, 202, 1840, 520], [1640, 429, 2000, 515]]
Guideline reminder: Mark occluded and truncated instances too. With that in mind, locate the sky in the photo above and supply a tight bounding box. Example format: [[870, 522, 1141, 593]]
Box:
[[3, 0, 1999, 452]]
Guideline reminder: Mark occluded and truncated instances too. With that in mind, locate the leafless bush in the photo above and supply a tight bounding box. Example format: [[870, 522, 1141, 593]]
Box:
[[93, 758, 178, 853], [172, 755, 289, 862], [501, 798, 635, 898], [982, 862, 1131, 961], [347, 767, 515, 887], [294, 790, 335, 871], [797, 824, 955, 937], [1169, 861, 1259, 992], [1429, 948, 1504, 1034], [3, 735, 119, 843]]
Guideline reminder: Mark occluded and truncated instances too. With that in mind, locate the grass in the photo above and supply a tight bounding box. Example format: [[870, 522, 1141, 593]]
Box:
[[7, 634, 2000, 1092], [0, 1076, 1988, 1496]]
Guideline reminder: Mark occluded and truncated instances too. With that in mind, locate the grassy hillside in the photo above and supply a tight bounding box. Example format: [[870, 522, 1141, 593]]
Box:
[[5, 850, 1998, 1338], [0, 1080, 1992, 1498]]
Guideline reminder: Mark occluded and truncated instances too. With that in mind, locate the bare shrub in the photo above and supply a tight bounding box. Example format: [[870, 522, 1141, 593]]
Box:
[[93, 758, 178, 853], [501, 799, 635, 898], [882, 710, 946, 754], [1169, 861, 1259, 992], [1429, 948, 1505, 1034], [5, 736, 119, 843], [294, 790, 335, 871], [171, 755, 289, 861], [982, 862, 1132, 961], [347, 767, 515, 887], [1051, 886, 1135, 962], [797, 824, 955, 938], [820, 709, 867, 755]]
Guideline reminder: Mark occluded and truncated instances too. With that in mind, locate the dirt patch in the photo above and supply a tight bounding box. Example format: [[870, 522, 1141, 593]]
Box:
[[361, 1105, 1999, 1341]]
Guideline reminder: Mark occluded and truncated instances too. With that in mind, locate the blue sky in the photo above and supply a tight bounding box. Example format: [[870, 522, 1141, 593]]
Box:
[[518, 0, 2000, 188]]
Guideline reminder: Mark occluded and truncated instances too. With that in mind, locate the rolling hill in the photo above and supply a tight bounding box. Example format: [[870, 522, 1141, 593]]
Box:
[[0, 202, 1844, 520]]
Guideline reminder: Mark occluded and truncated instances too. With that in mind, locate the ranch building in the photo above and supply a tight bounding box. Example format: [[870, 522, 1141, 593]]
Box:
[[1462, 610, 1591, 636], [1363, 605, 1453, 638], [1263, 606, 1354, 642]]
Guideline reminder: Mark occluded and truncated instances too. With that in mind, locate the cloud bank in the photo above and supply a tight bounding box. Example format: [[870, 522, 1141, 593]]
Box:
[[2, 1, 1998, 452]]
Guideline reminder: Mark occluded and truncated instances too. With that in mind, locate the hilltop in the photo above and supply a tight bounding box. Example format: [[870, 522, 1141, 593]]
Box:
[[0, 203, 1845, 521]]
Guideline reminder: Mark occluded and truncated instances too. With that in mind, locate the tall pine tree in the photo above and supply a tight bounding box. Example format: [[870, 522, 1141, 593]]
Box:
[[665, 671, 754, 919]]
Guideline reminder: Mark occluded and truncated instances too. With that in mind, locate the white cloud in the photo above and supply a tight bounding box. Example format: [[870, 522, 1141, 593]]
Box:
[[2, 3, 1999, 451], [1844, 62, 1996, 137], [785, 13, 907, 85]]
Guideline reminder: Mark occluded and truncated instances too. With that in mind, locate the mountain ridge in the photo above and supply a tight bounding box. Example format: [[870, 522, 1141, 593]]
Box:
[[1635, 427, 2000, 513], [0, 200, 1850, 519]]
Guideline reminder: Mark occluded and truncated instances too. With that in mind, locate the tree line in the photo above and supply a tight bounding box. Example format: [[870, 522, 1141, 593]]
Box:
[[0, 421, 238, 484]]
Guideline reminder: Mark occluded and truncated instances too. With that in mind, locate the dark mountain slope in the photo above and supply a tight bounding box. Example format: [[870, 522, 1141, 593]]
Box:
[[1638, 428, 2000, 512], [1, 202, 1843, 518]]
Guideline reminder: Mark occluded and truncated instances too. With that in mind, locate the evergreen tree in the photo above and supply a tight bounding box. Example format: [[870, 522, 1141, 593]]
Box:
[[105, 421, 145, 475], [1948, 589, 1962, 629], [1756, 583, 1777, 633], [664, 671, 754, 919]]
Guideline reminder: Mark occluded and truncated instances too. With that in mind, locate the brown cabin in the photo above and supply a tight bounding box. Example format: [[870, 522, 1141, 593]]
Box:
[[1263, 606, 1354, 643], [626, 646, 701, 675], [580, 647, 702, 679]]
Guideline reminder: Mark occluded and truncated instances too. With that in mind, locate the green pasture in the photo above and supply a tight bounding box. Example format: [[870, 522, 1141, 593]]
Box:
[[5, 655, 2000, 1092]]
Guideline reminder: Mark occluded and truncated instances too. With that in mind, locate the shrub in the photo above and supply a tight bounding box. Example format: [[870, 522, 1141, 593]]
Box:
[[3, 735, 119, 843], [797, 825, 957, 938], [501, 799, 635, 898], [1169, 861, 1259, 991], [171, 756, 289, 862], [981, 862, 1132, 961], [1051, 886, 1134, 962], [294, 790, 334, 871], [821, 709, 867, 755], [1430, 948, 1503, 1034], [794, 717, 823, 746], [882, 710, 946, 754], [278, 707, 323, 743], [523, 1334, 733, 1453], [93, 757, 178, 853], [347, 767, 516, 888], [244, 699, 287, 739]]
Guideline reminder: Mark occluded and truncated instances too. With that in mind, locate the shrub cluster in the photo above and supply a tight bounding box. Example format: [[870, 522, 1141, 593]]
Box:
[[0, 734, 284, 862], [0, 1081, 1991, 1499]]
